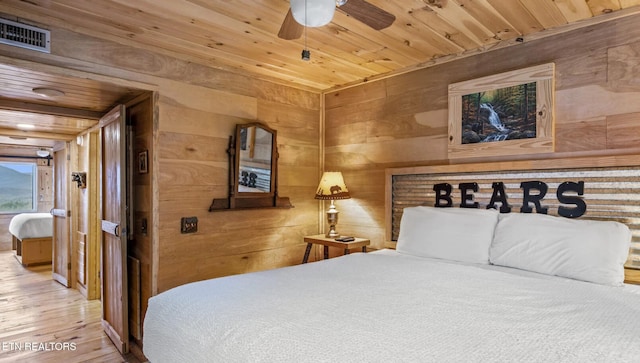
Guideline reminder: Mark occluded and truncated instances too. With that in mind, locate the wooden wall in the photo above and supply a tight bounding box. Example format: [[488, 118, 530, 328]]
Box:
[[0, 26, 322, 294], [0, 27, 321, 310], [70, 135, 88, 294], [324, 14, 640, 250], [156, 78, 321, 292], [128, 94, 153, 343], [0, 146, 53, 251], [70, 132, 101, 300]]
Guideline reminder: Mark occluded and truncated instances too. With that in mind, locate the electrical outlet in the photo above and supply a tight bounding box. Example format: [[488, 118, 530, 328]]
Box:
[[181, 216, 198, 234]]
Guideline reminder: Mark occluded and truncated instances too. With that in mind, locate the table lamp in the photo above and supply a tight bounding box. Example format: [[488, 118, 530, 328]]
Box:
[[315, 171, 350, 238]]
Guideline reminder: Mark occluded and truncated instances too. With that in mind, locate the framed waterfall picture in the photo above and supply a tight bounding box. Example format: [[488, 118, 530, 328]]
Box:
[[447, 63, 555, 159]]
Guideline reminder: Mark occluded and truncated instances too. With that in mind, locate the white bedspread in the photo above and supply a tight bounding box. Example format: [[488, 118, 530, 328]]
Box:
[[143, 250, 640, 363], [8, 213, 53, 240]]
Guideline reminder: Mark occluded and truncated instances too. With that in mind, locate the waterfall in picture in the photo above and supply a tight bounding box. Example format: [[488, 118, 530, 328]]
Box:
[[480, 103, 507, 131], [480, 103, 509, 142]]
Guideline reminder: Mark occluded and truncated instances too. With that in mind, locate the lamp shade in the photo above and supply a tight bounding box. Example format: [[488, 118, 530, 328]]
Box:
[[290, 0, 335, 27], [315, 171, 350, 200]]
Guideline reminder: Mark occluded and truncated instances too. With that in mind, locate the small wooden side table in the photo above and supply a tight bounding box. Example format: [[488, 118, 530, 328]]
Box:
[[625, 268, 640, 285], [302, 234, 370, 264]]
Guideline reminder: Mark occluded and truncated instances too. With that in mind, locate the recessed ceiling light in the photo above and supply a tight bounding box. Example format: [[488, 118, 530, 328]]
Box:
[[9, 136, 28, 140], [16, 123, 35, 130], [32, 87, 65, 97]]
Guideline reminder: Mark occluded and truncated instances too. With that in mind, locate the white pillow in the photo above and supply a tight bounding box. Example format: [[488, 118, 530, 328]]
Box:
[[489, 213, 631, 286], [396, 206, 499, 264]]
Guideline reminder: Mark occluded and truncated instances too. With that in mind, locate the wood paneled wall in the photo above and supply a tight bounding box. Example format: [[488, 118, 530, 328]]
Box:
[[156, 80, 321, 291], [0, 23, 322, 309], [128, 95, 153, 343], [0, 146, 52, 251], [70, 135, 89, 295], [69, 131, 100, 301], [324, 14, 640, 250]]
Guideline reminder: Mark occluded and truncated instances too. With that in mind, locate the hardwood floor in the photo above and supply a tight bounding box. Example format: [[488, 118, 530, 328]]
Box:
[[0, 251, 142, 362]]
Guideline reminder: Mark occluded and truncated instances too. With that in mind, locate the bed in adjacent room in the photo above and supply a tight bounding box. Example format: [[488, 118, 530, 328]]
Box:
[[9, 212, 53, 266], [143, 158, 640, 362]]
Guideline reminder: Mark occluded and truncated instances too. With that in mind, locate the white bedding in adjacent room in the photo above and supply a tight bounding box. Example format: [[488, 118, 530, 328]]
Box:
[[143, 250, 640, 363], [8, 213, 53, 240]]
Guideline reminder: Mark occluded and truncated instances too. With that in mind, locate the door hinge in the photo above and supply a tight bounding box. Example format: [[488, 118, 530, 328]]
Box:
[[67, 154, 70, 161], [67, 210, 71, 217], [67, 262, 72, 270]]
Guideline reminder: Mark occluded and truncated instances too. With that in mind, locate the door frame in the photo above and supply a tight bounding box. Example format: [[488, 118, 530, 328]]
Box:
[[74, 130, 103, 300], [51, 141, 71, 287]]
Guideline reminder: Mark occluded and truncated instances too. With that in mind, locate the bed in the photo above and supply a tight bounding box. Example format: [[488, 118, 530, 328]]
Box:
[[9, 212, 53, 266], [143, 208, 640, 362], [143, 159, 640, 362]]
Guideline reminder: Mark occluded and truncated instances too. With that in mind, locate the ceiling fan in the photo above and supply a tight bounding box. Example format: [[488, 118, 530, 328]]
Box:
[[278, 0, 396, 40]]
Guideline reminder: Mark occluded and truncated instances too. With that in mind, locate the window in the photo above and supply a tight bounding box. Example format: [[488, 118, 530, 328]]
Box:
[[0, 161, 37, 213]]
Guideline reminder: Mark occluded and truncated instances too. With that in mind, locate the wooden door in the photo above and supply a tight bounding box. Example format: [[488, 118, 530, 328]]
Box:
[[100, 105, 129, 354], [52, 143, 70, 287]]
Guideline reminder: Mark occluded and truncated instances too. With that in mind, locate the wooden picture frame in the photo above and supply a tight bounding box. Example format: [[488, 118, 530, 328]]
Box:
[[447, 63, 555, 159], [138, 150, 148, 174]]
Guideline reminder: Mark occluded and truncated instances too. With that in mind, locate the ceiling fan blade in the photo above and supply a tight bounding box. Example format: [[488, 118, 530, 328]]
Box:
[[278, 9, 303, 40], [339, 0, 395, 30]]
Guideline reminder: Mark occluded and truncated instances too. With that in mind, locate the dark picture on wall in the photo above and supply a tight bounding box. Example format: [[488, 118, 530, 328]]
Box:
[[138, 150, 148, 174], [461, 82, 537, 144]]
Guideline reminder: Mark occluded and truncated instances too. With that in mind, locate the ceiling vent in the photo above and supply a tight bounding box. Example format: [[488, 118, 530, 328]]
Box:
[[0, 18, 50, 53]]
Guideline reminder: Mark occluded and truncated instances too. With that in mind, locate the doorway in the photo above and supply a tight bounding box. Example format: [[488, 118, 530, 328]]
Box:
[[0, 62, 153, 357]]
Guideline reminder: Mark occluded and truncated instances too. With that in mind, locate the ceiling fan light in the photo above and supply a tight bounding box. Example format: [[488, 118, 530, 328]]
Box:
[[36, 149, 50, 157], [290, 0, 335, 27]]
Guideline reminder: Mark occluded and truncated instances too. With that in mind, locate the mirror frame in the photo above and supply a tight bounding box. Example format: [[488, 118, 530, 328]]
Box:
[[209, 122, 292, 211]]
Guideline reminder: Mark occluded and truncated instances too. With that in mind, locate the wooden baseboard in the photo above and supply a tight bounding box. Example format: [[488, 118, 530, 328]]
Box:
[[128, 340, 149, 363]]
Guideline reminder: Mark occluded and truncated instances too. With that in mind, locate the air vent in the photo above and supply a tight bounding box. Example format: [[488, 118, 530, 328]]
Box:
[[0, 18, 50, 53]]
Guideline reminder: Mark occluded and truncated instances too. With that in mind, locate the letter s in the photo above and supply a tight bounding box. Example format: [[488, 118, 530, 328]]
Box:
[[557, 181, 586, 218]]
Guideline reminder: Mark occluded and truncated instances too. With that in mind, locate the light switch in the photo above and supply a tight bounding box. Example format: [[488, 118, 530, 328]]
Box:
[[181, 217, 198, 234]]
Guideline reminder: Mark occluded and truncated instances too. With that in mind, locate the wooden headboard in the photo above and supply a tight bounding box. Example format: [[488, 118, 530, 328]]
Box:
[[385, 155, 640, 270]]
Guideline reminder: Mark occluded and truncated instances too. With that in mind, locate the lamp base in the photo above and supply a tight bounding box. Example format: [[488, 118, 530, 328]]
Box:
[[325, 200, 340, 238], [325, 226, 340, 238]]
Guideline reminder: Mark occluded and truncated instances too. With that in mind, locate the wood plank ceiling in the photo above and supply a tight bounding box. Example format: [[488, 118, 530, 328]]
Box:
[[0, 0, 638, 146], [0, 64, 141, 141], [1, 0, 639, 93]]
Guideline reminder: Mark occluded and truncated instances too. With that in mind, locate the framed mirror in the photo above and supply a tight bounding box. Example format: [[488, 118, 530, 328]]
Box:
[[237, 124, 274, 194], [209, 122, 292, 211]]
